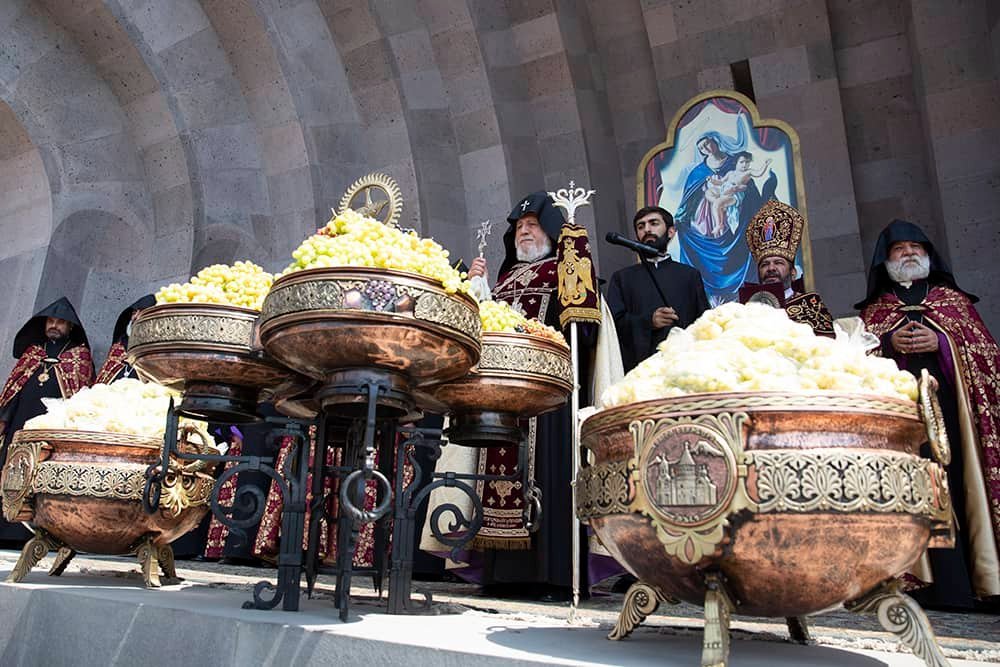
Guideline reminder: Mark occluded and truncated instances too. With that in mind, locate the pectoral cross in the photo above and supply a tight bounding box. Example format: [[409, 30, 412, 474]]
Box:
[[476, 219, 493, 258]]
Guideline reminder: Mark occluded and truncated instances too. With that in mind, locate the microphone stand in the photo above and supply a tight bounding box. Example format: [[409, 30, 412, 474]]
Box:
[[639, 252, 671, 309]]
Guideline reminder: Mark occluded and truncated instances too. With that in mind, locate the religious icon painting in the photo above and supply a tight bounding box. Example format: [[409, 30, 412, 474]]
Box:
[[637, 91, 813, 306]]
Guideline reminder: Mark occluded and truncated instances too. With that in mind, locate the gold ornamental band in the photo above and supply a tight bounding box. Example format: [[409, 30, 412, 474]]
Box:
[[479, 337, 572, 388], [13, 429, 161, 450], [576, 450, 947, 521], [129, 306, 257, 351], [261, 268, 481, 342]]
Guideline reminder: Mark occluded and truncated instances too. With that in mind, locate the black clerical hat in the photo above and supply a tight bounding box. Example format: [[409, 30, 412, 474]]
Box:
[[112, 294, 156, 342], [12, 297, 90, 358], [498, 191, 566, 277]]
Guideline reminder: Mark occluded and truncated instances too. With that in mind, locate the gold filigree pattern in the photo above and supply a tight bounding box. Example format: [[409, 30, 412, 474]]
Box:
[[479, 340, 571, 385], [130, 313, 254, 349], [262, 274, 481, 341], [33, 462, 149, 500], [576, 459, 633, 519], [584, 392, 918, 434], [747, 450, 947, 517], [32, 460, 213, 517], [261, 280, 344, 320], [746, 199, 803, 265], [413, 292, 481, 340]]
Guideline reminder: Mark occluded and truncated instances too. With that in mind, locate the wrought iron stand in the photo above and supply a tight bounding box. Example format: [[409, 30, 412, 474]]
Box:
[[144, 379, 540, 620], [143, 400, 313, 611]]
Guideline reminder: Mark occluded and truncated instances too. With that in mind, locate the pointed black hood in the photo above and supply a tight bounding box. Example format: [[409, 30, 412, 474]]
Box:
[[12, 297, 90, 358], [854, 219, 975, 310], [498, 191, 565, 277], [112, 294, 156, 342]]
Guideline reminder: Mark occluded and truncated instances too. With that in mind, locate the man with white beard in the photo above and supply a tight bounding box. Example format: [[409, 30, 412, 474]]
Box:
[[464, 191, 595, 601], [857, 219, 1000, 612]]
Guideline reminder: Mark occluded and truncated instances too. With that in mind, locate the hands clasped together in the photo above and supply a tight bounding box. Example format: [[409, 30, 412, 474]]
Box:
[[890, 321, 939, 355]]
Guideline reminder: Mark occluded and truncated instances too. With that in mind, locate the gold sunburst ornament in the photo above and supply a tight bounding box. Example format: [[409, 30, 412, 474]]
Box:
[[337, 172, 403, 228]]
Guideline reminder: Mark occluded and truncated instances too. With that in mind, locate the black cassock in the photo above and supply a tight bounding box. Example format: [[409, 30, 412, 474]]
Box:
[[606, 257, 709, 372]]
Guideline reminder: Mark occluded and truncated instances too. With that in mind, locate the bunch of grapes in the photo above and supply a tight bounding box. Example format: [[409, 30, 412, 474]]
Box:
[[284, 209, 471, 295], [479, 300, 567, 347], [520, 317, 568, 346], [363, 280, 396, 311], [155, 261, 273, 310]]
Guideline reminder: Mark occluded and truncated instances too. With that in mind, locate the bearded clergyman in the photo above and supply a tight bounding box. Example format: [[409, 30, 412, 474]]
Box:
[[0, 297, 94, 542], [462, 190, 597, 601], [857, 219, 1000, 611], [740, 199, 834, 336]]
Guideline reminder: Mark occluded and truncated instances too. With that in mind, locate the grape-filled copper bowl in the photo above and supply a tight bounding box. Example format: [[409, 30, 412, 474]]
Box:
[[424, 331, 570, 415], [420, 331, 571, 445], [128, 303, 295, 421], [258, 267, 480, 414], [577, 389, 952, 617]]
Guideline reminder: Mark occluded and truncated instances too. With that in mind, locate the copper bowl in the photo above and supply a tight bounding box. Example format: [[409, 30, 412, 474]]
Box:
[[2, 429, 215, 554], [128, 303, 298, 422], [418, 331, 572, 445], [259, 267, 480, 413], [423, 331, 572, 415], [577, 391, 953, 617]]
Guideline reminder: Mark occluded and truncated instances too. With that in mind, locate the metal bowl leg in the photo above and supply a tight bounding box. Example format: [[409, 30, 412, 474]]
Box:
[[847, 579, 951, 667]]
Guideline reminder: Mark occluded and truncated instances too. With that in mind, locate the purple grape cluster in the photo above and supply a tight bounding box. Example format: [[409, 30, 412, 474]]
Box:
[[363, 280, 396, 311]]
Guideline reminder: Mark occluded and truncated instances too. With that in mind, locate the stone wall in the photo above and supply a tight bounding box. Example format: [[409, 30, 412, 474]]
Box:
[[0, 0, 997, 377]]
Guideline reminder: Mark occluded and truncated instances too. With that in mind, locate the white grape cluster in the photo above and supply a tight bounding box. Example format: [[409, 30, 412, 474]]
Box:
[[156, 261, 273, 310], [599, 302, 918, 408], [24, 378, 208, 440], [284, 209, 470, 295], [479, 300, 567, 346]]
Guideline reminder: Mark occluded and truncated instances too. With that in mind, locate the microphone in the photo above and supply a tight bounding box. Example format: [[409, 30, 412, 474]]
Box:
[[605, 232, 662, 258]]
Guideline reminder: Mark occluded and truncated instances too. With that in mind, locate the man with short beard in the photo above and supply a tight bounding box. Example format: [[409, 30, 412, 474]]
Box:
[[0, 297, 94, 541], [465, 191, 595, 600], [857, 219, 1000, 611], [606, 206, 709, 372], [740, 200, 834, 336]]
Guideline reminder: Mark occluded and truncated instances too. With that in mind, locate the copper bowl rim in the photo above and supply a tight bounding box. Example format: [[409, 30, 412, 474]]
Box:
[[481, 330, 570, 354], [267, 265, 479, 308], [12, 428, 162, 450], [136, 302, 261, 318], [584, 390, 919, 434]]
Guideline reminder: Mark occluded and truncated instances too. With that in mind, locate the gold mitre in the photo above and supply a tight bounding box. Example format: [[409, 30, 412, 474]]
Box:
[[745, 199, 803, 265]]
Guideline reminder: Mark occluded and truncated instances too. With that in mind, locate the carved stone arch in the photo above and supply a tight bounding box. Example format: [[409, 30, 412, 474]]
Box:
[[37, 209, 149, 363]]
